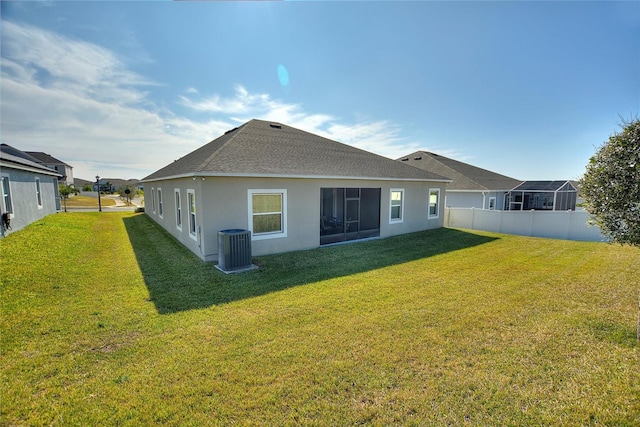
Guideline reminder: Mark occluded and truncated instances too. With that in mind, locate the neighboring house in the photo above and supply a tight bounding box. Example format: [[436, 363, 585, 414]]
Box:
[[94, 179, 117, 193], [25, 151, 74, 187], [0, 144, 62, 237], [103, 178, 140, 192], [505, 181, 578, 211], [398, 151, 522, 210], [74, 178, 95, 191], [141, 119, 451, 261], [74, 178, 140, 193]]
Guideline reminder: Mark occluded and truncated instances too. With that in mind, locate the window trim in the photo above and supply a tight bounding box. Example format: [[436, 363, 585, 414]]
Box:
[[389, 188, 404, 224], [428, 188, 440, 219], [248, 189, 287, 241], [187, 189, 197, 241], [151, 188, 156, 214], [175, 188, 182, 231], [157, 187, 163, 218], [488, 196, 496, 211], [35, 178, 43, 209], [1, 175, 13, 214]]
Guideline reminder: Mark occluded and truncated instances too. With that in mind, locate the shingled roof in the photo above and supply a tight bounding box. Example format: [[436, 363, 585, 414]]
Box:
[[25, 151, 71, 167], [142, 120, 450, 182], [398, 151, 521, 191], [511, 181, 576, 192], [0, 144, 61, 177]]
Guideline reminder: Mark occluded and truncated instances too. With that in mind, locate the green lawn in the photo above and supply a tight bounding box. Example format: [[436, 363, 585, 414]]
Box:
[[1, 212, 639, 426], [62, 195, 116, 207]]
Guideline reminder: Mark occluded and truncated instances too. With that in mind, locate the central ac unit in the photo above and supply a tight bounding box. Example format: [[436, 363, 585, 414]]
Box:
[[217, 229, 252, 272]]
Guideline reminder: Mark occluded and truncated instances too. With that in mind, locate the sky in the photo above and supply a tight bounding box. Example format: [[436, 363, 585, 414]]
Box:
[[1, 1, 638, 182]]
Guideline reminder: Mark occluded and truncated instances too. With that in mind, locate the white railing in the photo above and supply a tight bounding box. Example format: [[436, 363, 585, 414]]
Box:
[[444, 208, 607, 242]]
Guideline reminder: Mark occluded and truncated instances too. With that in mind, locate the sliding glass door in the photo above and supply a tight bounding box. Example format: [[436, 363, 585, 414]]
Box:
[[320, 188, 380, 245]]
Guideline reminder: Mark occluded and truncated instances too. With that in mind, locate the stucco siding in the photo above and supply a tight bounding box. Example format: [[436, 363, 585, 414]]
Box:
[[444, 192, 483, 209], [445, 190, 510, 210], [145, 177, 446, 261], [1, 168, 59, 235]]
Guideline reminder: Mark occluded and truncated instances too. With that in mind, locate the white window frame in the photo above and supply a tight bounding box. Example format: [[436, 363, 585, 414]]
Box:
[[428, 188, 440, 219], [151, 188, 156, 214], [35, 178, 42, 209], [157, 187, 163, 218], [488, 197, 496, 211], [175, 189, 182, 231], [248, 189, 287, 241], [389, 188, 404, 223], [187, 189, 197, 241], [2, 175, 13, 214]]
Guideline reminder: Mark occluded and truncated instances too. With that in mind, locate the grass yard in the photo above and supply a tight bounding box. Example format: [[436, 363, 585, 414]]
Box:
[[62, 195, 116, 208], [1, 212, 639, 426]]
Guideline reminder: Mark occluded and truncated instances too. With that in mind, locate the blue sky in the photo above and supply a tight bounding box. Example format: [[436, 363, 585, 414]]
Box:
[[1, 1, 638, 181]]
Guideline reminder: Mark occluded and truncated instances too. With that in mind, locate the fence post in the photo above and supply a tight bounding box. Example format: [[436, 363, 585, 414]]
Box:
[[470, 207, 475, 230]]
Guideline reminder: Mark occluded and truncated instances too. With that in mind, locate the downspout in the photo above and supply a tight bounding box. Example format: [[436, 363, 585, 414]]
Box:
[[195, 177, 220, 262]]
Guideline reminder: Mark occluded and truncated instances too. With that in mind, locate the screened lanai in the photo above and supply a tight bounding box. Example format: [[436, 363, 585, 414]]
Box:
[[505, 181, 577, 211], [320, 188, 381, 245]]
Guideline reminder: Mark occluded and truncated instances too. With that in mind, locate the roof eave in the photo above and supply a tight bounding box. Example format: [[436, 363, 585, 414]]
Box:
[[445, 189, 514, 193], [0, 159, 62, 177], [141, 172, 452, 184]]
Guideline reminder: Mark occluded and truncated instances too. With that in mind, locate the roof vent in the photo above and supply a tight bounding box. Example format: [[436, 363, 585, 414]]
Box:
[[414, 156, 422, 160], [269, 123, 282, 129], [224, 127, 239, 135], [401, 158, 409, 161]]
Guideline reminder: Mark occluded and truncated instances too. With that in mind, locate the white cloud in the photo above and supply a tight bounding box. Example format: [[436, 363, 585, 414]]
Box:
[[1, 20, 425, 180], [180, 85, 422, 160], [1, 21, 225, 179]]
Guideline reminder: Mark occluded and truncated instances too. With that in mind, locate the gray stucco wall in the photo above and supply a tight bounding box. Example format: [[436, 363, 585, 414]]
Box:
[[145, 176, 447, 261], [445, 190, 509, 210], [1, 168, 59, 236]]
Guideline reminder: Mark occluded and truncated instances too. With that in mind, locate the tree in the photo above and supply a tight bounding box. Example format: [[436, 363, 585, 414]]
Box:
[[580, 119, 640, 246], [118, 185, 138, 205], [59, 184, 80, 212]]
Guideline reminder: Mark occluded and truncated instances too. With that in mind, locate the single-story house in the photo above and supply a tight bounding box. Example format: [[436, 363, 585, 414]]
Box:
[[94, 179, 127, 194], [141, 119, 451, 261], [505, 180, 577, 211], [398, 151, 522, 210], [0, 144, 62, 237], [25, 151, 74, 187]]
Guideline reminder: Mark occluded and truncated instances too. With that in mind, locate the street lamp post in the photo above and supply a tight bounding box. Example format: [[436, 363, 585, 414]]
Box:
[[96, 175, 102, 212]]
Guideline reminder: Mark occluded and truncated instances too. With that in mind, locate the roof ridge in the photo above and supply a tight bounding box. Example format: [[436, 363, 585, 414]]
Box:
[[194, 121, 250, 172], [142, 120, 451, 182], [428, 151, 520, 181], [415, 151, 477, 187]]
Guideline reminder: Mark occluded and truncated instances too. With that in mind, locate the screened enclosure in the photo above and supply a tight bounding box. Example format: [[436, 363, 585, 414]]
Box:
[[320, 188, 381, 245], [505, 181, 577, 211]]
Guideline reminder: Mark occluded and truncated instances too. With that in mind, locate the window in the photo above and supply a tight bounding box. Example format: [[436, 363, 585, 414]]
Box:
[[390, 189, 404, 223], [188, 189, 197, 240], [175, 189, 182, 230], [2, 176, 13, 214], [429, 189, 440, 219], [248, 189, 287, 240], [151, 188, 156, 214], [488, 197, 496, 210], [35, 178, 42, 208], [157, 188, 163, 217]]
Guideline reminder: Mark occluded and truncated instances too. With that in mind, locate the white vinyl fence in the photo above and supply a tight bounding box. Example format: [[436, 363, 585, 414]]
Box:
[[444, 208, 608, 242]]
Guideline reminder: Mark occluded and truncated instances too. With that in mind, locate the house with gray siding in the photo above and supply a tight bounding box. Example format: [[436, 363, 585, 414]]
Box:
[[1, 144, 62, 236], [25, 151, 74, 187], [141, 119, 450, 261], [398, 151, 522, 210]]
